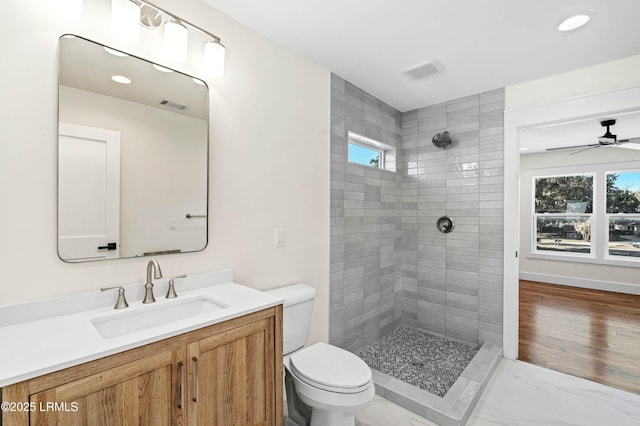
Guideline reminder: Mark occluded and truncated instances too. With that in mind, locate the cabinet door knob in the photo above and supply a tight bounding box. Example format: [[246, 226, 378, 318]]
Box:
[[192, 356, 200, 403]]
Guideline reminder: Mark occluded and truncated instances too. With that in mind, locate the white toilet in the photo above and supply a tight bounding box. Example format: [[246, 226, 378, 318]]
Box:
[[267, 284, 375, 426]]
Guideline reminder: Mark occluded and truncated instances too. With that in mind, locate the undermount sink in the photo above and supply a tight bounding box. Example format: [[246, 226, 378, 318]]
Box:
[[91, 296, 229, 339]]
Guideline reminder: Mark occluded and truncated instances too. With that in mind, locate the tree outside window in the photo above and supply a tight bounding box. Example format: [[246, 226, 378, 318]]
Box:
[[606, 171, 640, 257], [533, 170, 640, 260]]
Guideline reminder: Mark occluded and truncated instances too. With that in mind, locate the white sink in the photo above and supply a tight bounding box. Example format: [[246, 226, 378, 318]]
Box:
[[91, 296, 228, 339]]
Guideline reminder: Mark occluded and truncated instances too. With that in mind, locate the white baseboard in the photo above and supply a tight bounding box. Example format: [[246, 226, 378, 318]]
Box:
[[519, 272, 640, 295]]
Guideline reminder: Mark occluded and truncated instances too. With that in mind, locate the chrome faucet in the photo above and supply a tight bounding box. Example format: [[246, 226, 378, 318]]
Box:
[[143, 259, 163, 304]]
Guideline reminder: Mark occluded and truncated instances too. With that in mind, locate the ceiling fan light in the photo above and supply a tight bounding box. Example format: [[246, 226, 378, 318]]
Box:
[[558, 14, 590, 32], [598, 119, 617, 144]]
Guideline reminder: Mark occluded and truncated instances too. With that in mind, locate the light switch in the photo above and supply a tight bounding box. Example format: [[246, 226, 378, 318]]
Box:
[[274, 228, 284, 247], [170, 218, 177, 230]]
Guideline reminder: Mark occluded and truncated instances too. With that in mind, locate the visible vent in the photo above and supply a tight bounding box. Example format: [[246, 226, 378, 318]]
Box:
[[159, 99, 189, 110], [404, 60, 444, 80]]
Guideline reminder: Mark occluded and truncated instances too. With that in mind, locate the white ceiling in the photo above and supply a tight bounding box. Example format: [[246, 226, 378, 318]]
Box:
[[519, 110, 640, 154], [201, 0, 640, 112]]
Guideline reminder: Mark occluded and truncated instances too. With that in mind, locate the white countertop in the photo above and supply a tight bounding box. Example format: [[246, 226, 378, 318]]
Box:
[[0, 270, 284, 388]]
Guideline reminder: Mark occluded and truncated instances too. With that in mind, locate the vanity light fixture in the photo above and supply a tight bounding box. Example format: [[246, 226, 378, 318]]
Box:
[[111, 0, 141, 43], [49, 0, 83, 21], [558, 14, 590, 32], [111, 75, 132, 84], [163, 20, 189, 63], [109, 0, 227, 77]]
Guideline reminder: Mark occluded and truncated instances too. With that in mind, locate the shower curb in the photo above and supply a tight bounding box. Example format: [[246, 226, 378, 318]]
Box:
[[371, 341, 502, 426]]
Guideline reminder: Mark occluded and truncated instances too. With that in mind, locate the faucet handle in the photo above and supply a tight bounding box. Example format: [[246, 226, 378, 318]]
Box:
[[101, 286, 129, 309], [166, 275, 187, 299]]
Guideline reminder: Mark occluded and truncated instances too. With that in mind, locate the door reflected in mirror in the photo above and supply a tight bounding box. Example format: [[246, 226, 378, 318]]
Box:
[[58, 35, 208, 262]]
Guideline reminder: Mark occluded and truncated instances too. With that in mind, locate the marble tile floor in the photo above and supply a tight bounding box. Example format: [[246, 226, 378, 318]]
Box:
[[356, 359, 640, 426]]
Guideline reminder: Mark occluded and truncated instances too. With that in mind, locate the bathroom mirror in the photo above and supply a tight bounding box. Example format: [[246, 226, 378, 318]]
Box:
[[57, 35, 208, 262]]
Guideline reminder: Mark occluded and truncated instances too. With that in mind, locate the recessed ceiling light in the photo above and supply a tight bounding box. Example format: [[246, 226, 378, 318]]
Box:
[[558, 14, 590, 32], [111, 75, 131, 84], [153, 64, 173, 73], [104, 47, 128, 57]]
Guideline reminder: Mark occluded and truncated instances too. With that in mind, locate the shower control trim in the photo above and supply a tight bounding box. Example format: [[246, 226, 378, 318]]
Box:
[[437, 216, 455, 233]]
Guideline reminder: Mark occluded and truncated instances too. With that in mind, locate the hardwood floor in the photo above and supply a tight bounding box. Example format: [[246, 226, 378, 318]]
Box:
[[519, 280, 640, 394]]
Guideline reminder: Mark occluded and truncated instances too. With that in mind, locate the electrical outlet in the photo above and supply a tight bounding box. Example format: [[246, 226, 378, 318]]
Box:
[[274, 228, 284, 247]]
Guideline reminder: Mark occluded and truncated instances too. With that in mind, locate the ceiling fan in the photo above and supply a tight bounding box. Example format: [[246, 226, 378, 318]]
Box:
[[546, 119, 640, 155]]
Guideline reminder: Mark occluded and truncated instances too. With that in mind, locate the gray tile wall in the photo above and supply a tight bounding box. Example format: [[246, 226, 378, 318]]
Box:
[[400, 90, 504, 346], [329, 75, 403, 352], [330, 74, 504, 350]]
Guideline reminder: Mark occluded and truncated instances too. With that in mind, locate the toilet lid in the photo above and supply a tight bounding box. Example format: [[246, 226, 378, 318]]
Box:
[[289, 342, 372, 393]]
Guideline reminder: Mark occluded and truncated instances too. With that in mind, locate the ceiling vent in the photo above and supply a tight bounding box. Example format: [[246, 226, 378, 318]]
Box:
[[159, 99, 189, 110], [404, 60, 444, 80]]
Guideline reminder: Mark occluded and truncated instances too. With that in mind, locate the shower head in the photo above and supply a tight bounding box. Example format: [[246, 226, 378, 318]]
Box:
[[432, 131, 452, 149]]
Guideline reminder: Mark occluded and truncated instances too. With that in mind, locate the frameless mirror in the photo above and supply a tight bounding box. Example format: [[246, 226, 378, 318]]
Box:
[[57, 35, 208, 262]]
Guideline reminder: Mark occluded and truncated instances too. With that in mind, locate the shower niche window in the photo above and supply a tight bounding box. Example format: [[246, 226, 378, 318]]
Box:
[[347, 132, 396, 171]]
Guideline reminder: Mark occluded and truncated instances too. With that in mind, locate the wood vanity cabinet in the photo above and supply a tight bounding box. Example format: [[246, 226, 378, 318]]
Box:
[[1, 306, 283, 426]]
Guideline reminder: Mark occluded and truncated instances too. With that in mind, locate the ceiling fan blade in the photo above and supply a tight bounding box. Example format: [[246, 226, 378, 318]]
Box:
[[569, 145, 601, 156], [614, 138, 640, 150], [617, 137, 640, 144], [546, 143, 600, 152]]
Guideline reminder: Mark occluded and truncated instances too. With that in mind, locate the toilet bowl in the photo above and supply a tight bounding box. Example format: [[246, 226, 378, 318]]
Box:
[[267, 284, 375, 426], [287, 342, 375, 426]]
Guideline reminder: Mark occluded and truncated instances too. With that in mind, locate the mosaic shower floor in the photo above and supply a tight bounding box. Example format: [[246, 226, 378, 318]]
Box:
[[356, 326, 480, 397]]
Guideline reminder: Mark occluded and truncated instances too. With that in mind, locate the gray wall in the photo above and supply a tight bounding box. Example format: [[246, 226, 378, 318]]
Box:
[[400, 91, 504, 346], [329, 75, 403, 352], [330, 74, 504, 351]]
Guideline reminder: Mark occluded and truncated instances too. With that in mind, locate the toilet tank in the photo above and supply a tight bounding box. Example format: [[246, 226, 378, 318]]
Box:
[[266, 284, 315, 356]]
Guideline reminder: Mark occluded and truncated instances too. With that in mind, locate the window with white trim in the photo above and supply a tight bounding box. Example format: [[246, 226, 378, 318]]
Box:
[[347, 132, 396, 172], [533, 174, 593, 256], [528, 163, 640, 266], [606, 171, 640, 258]]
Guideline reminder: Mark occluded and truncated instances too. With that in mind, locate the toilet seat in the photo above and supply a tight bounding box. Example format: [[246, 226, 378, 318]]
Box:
[[289, 342, 372, 394]]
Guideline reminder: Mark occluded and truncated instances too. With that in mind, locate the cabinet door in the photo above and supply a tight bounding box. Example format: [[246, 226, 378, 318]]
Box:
[[30, 349, 179, 426], [187, 317, 276, 426]]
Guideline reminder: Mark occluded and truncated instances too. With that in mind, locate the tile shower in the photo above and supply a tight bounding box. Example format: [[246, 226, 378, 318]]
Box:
[[329, 74, 504, 424]]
